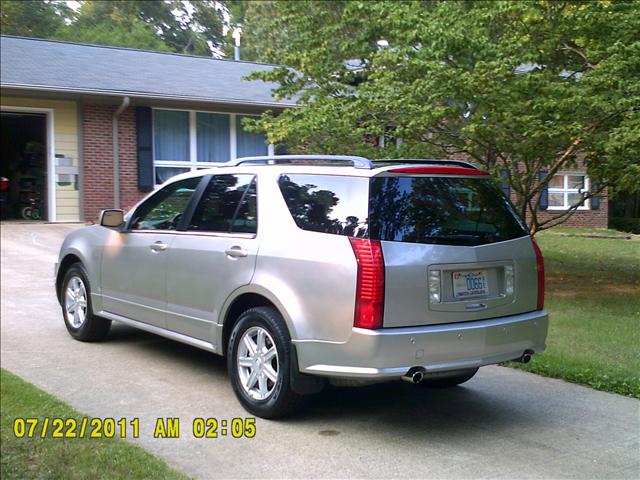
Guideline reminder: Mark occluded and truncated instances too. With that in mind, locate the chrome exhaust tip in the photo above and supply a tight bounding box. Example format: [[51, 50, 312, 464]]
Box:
[[514, 350, 533, 364], [402, 368, 425, 384]]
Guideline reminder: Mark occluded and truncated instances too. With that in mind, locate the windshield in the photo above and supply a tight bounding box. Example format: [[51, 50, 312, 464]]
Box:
[[368, 176, 528, 246]]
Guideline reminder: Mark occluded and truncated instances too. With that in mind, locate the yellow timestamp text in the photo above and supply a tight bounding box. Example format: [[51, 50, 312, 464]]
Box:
[[12, 417, 257, 439]]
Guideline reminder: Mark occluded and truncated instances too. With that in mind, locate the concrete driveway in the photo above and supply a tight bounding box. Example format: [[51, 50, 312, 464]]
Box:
[[1, 223, 638, 479]]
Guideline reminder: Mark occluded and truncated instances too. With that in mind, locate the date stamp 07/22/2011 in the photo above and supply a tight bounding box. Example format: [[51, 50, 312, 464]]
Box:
[[12, 417, 257, 440]]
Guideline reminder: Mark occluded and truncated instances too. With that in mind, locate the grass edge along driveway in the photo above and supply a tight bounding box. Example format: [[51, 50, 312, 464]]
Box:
[[508, 229, 640, 398], [0, 369, 189, 480]]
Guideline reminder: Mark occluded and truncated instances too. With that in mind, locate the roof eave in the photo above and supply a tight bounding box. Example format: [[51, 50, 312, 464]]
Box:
[[0, 83, 296, 109]]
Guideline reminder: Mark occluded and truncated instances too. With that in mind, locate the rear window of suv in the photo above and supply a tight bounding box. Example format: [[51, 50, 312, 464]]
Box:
[[278, 173, 527, 246], [368, 176, 528, 246]]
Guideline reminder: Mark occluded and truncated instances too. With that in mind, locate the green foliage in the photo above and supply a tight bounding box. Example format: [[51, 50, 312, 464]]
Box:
[[56, 18, 171, 52], [610, 217, 640, 234], [242, 0, 640, 233], [0, 0, 72, 38], [223, 1, 289, 62], [1, 0, 225, 56]]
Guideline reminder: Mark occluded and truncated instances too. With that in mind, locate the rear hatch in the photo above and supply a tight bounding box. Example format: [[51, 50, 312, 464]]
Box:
[[369, 168, 538, 328]]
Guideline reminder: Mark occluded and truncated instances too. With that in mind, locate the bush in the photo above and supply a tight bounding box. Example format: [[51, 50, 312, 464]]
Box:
[[610, 217, 640, 234]]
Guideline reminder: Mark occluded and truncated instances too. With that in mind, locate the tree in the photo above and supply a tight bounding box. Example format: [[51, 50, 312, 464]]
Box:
[[243, 0, 640, 233], [2, 1, 226, 57], [64, 1, 225, 56], [223, 1, 288, 62], [1, 0, 73, 38]]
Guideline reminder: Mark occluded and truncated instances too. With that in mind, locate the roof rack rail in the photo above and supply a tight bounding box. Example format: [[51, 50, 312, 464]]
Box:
[[373, 159, 479, 170], [222, 155, 374, 169]]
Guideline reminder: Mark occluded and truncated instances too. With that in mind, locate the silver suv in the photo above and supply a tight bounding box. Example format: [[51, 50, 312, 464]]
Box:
[[55, 156, 548, 418]]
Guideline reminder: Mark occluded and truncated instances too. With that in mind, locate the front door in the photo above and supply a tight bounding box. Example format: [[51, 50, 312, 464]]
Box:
[[166, 174, 259, 343], [101, 176, 201, 328]]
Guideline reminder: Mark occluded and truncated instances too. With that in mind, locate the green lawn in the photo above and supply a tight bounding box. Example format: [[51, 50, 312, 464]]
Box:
[[508, 229, 640, 397], [0, 369, 188, 480]]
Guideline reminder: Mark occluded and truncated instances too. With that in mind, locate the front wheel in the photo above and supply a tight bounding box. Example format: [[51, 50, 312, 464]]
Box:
[[227, 307, 302, 418], [60, 263, 111, 342], [420, 368, 478, 388]]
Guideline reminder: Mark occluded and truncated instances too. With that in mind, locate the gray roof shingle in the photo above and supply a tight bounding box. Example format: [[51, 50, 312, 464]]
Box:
[[0, 36, 295, 107]]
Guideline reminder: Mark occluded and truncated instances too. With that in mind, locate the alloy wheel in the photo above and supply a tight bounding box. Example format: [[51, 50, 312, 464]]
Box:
[[64, 275, 88, 328], [236, 326, 279, 400]]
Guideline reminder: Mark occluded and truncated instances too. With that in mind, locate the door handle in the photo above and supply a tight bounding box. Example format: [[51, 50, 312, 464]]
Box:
[[225, 246, 248, 258], [150, 241, 168, 252]]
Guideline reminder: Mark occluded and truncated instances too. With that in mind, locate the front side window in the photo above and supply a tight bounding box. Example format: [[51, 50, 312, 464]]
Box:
[[369, 176, 527, 246], [278, 174, 369, 237], [548, 173, 589, 210], [130, 177, 200, 231], [188, 174, 257, 234]]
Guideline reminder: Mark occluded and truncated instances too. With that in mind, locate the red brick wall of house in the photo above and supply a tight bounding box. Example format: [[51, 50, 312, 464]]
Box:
[[82, 105, 145, 222]]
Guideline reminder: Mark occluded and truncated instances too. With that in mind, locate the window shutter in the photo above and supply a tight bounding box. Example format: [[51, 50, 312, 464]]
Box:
[[591, 181, 600, 210], [135, 107, 154, 192], [499, 169, 511, 198], [539, 170, 548, 210]]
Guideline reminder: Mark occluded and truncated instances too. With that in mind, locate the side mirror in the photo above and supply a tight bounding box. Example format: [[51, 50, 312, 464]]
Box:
[[99, 209, 125, 229]]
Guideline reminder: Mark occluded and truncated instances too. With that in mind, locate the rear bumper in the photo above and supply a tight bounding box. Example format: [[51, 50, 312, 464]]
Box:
[[293, 310, 548, 379]]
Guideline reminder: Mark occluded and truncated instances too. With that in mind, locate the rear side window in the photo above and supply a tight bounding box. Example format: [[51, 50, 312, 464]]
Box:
[[369, 176, 527, 246], [278, 174, 369, 237], [188, 174, 257, 234]]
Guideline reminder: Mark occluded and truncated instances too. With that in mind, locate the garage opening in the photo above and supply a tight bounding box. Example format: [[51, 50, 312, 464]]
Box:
[[0, 112, 48, 220]]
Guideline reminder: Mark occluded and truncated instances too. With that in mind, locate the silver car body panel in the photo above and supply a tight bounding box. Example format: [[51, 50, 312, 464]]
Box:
[[382, 235, 538, 328], [56, 161, 548, 380], [294, 310, 548, 378], [165, 231, 259, 341]]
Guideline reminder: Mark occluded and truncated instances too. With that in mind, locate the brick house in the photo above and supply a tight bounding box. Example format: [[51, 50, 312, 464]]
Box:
[[1, 35, 606, 227], [1, 35, 294, 222]]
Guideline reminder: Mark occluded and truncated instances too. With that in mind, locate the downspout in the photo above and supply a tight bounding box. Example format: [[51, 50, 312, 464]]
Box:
[[112, 96, 130, 209]]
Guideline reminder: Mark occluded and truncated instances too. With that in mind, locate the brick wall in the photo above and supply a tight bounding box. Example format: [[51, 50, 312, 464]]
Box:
[[82, 105, 145, 222]]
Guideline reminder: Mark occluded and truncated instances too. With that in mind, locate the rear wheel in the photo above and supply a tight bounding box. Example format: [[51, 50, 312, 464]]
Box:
[[227, 306, 301, 418], [420, 368, 478, 388], [61, 263, 111, 341]]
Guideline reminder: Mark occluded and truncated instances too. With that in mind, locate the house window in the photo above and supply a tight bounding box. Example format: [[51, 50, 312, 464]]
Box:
[[548, 173, 590, 210], [152, 109, 269, 185], [236, 115, 268, 158]]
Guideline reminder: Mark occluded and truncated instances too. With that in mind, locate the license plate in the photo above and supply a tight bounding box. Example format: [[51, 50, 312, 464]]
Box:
[[453, 270, 488, 299]]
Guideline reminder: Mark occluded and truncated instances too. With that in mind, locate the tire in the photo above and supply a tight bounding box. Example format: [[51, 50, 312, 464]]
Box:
[[420, 368, 479, 388], [21, 206, 32, 220], [30, 208, 41, 220], [227, 306, 302, 419], [60, 263, 111, 342]]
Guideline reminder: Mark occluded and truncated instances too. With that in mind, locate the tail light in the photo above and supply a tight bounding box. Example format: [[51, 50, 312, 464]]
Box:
[[349, 237, 385, 329], [531, 237, 545, 310]]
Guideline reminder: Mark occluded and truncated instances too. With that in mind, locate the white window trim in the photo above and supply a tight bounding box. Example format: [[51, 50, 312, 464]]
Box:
[[547, 173, 590, 211], [152, 107, 270, 185]]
